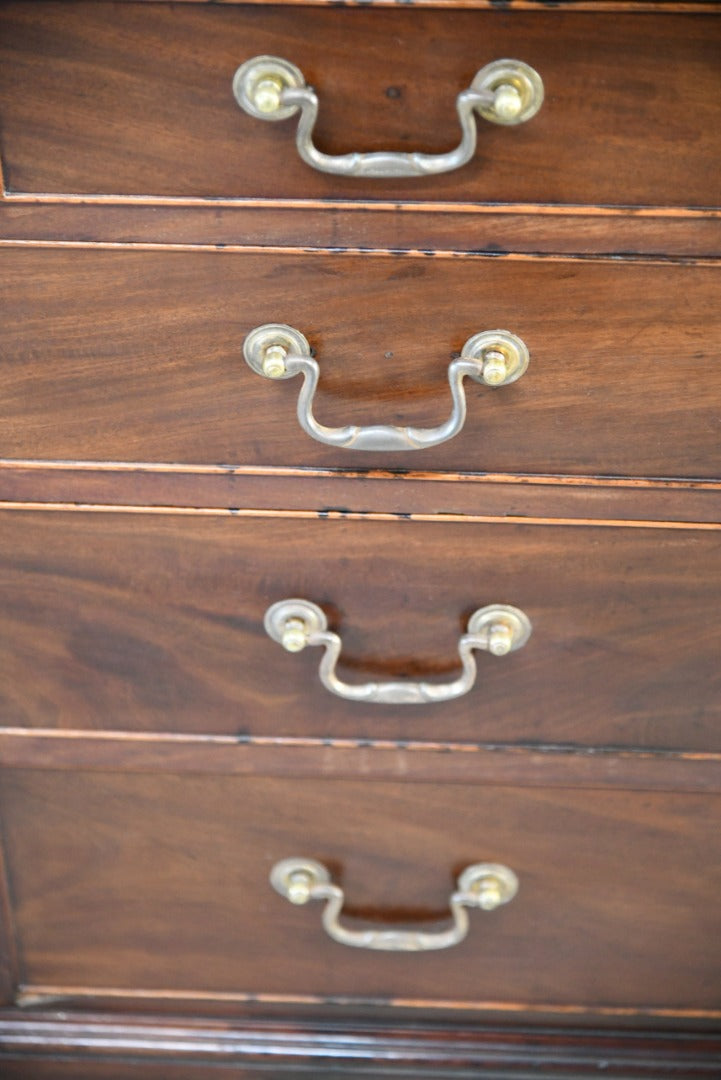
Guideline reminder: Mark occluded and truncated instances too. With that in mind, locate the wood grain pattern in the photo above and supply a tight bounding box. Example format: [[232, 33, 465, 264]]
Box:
[[0, 509, 720, 749], [1, 769, 720, 1010], [2, 248, 721, 480], [0, 5, 719, 207]]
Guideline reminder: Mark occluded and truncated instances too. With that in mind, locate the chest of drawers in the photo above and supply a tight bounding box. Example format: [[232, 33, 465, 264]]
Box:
[[0, 2, 720, 1077]]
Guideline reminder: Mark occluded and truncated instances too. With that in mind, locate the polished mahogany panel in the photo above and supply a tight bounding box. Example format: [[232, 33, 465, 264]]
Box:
[[1, 769, 720, 1011], [2, 248, 721, 479], [0, 5, 719, 207], [0, 510, 719, 749]]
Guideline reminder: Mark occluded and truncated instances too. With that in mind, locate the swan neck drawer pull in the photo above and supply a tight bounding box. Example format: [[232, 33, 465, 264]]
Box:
[[264, 599, 532, 705], [270, 857, 519, 951], [233, 56, 544, 178], [244, 324, 529, 452]]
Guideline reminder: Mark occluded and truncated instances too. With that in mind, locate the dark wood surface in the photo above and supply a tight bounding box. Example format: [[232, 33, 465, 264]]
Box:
[[0, 5, 719, 207], [2, 1014, 721, 1079], [0, 509, 720, 749], [2, 248, 721, 479], [0, 830, 17, 1008], [1, 2, 720, 1073], [1, 769, 720, 1012]]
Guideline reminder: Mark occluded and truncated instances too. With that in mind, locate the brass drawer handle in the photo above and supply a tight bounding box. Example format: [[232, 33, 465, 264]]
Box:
[[244, 324, 529, 452], [264, 599, 532, 705], [270, 857, 518, 951], [233, 56, 543, 178]]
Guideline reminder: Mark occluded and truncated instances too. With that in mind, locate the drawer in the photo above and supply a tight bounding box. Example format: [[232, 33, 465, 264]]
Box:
[[2, 509, 720, 750], [0, 4, 719, 207], [2, 767, 720, 1016], [3, 248, 721, 480]]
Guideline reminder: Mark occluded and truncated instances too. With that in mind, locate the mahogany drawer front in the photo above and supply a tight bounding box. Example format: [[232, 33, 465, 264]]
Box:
[[0, 4, 719, 208], [3, 248, 721, 480], [1, 509, 720, 750], [1, 767, 719, 1015]]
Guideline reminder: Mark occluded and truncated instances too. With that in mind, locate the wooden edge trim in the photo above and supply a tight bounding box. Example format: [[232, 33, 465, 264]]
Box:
[[97, 0, 721, 10], [2, 1011, 721, 1078], [1, 500, 720, 530], [1, 237, 720, 265], [1, 730, 720, 793], [2, 460, 721, 491], [0, 829, 19, 1006], [8, 988, 721, 1025], [3, 203, 720, 259], [2, 463, 721, 523], [3, 191, 721, 219]]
